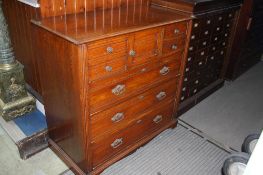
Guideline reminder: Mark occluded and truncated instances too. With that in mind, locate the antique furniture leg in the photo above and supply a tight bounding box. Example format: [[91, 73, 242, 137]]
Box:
[[0, 0, 36, 121]]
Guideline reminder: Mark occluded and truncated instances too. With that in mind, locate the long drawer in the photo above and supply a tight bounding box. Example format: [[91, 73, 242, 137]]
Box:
[[91, 100, 175, 167], [90, 78, 179, 139], [89, 60, 181, 112]]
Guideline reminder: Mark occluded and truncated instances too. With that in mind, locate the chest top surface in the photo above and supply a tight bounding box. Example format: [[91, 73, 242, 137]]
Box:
[[32, 4, 191, 44]]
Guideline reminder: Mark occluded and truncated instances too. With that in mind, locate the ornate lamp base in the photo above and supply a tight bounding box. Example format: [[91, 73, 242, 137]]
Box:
[[0, 61, 36, 121]]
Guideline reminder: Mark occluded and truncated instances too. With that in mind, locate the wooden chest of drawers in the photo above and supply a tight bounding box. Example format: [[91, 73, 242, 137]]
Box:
[[151, 0, 242, 115], [32, 3, 192, 174]]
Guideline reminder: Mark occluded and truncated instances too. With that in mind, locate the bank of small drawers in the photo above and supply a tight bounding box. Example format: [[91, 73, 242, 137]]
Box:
[[86, 21, 188, 167], [180, 9, 237, 103]]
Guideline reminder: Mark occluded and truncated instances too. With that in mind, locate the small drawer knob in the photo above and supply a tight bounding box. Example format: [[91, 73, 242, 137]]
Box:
[[191, 35, 195, 40], [185, 68, 190, 72], [111, 113, 124, 123], [106, 47, 113, 54], [160, 66, 170, 76], [174, 29, 180, 34], [112, 84, 126, 96], [207, 20, 211, 24], [129, 50, 136, 57], [181, 96, 185, 101], [195, 80, 199, 84], [105, 65, 113, 72], [111, 138, 123, 149], [156, 91, 166, 101], [189, 47, 194, 51], [204, 31, 209, 35], [182, 87, 186, 92], [171, 44, 178, 50], [188, 57, 192, 62], [193, 89, 197, 93], [211, 56, 214, 60], [203, 41, 207, 46], [198, 62, 203, 66], [194, 23, 199, 28], [153, 115, 163, 124], [184, 78, 188, 82]]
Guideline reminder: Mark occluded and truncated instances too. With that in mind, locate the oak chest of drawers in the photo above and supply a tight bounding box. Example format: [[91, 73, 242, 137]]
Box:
[[32, 2, 192, 174]]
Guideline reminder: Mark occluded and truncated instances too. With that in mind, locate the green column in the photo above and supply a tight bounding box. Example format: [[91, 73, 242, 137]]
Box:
[[0, 0, 36, 121]]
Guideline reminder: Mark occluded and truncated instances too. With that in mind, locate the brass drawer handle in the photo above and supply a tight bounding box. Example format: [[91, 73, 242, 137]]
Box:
[[156, 91, 166, 101], [153, 115, 163, 124], [174, 29, 180, 34], [129, 50, 136, 57], [112, 84, 126, 96], [111, 113, 124, 123], [171, 44, 178, 50], [106, 47, 113, 54], [160, 66, 170, 76], [105, 66, 113, 72], [111, 138, 123, 149]]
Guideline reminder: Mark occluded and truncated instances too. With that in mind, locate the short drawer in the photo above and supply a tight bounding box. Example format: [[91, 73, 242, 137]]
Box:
[[90, 79, 178, 139], [89, 61, 181, 112], [88, 57, 127, 80], [198, 39, 210, 50], [91, 101, 175, 167], [164, 22, 188, 39], [87, 36, 128, 63], [162, 36, 185, 55]]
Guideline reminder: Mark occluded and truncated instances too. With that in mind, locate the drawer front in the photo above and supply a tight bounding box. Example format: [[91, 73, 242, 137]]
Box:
[[164, 22, 188, 39], [89, 61, 180, 112], [129, 29, 162, 66], [90, 79, 178, 139], [87, 36, 128, 63], [162, 36, 185, 55], [89, 58, 126, 80], [91, 101, 175, 167]]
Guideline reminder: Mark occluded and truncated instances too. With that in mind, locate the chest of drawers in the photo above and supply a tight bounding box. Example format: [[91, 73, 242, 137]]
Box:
[[151, 0, 242, 115], [32, 4, 192, 174]]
